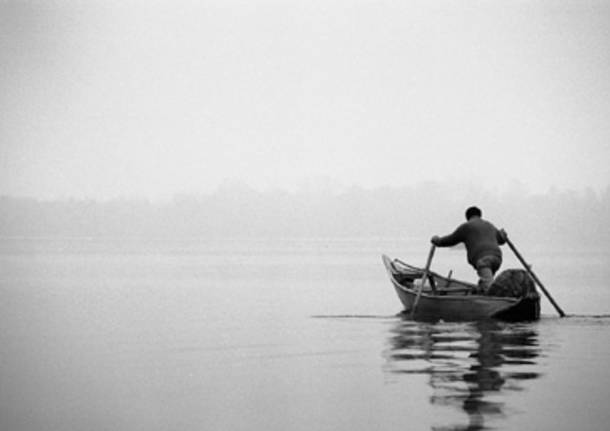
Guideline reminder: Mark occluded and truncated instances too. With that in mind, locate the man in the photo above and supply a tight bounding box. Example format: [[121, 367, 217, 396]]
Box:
[[431, 206, 507, 292]]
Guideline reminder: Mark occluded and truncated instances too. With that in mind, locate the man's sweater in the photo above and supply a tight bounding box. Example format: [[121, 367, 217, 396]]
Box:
[[435, 217, 506, 267]]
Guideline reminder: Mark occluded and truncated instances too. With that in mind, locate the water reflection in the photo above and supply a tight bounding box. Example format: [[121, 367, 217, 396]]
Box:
[[385, 318, 541, 430]]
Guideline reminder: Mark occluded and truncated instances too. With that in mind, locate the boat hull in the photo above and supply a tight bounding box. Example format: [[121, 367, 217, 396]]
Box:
[[383, 255, 540, 322]]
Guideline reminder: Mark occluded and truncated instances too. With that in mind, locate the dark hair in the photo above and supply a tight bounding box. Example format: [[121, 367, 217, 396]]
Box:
[[465, 206, 482, 220]]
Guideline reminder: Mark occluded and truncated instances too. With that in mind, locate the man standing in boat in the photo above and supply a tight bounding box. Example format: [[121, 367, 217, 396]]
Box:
[[431, 206, 507, 292]]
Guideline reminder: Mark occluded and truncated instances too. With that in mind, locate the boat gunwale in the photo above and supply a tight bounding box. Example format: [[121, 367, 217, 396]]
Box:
[[382, 254, 520, 305]]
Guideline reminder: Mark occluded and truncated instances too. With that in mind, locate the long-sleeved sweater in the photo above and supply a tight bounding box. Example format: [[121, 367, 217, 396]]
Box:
[[435, 217, 506, 267]]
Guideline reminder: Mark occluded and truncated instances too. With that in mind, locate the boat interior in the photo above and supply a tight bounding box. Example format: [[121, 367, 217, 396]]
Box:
[[390, 258, 477, 296]]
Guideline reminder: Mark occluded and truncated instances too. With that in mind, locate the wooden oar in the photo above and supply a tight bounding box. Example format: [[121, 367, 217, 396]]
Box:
[[505, 237, 566, 317], [411, 244, 436, 319]]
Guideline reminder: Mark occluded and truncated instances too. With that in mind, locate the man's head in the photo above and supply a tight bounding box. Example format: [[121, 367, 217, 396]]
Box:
[[465, 206, 482, 220]]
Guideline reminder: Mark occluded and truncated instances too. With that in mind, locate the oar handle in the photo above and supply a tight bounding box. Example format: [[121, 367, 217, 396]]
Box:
[[411, 244, 436, 318], [506, 237, 566, 317]]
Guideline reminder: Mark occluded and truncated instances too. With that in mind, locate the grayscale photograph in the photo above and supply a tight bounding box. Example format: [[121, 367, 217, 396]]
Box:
[[1, 1, 609, 430]]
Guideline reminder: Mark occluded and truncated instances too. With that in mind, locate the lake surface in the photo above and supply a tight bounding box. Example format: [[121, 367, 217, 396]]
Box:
[[1, 237, 609, 431]]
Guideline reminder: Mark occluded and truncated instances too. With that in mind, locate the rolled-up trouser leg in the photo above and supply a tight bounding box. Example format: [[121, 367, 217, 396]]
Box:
[[476, 266, 494, 290], [475, 255, 502, 292]]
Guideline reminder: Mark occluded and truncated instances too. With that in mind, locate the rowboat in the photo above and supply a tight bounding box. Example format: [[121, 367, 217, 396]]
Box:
[[382, 254, 540, 322]]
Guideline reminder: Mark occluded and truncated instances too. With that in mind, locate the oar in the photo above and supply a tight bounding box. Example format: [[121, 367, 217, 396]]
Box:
[[505, 237, 566, 317], [411, 244, 436, 319]]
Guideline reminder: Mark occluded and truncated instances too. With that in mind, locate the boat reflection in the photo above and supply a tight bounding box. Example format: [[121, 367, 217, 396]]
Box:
[[385, 317, 541, 430]]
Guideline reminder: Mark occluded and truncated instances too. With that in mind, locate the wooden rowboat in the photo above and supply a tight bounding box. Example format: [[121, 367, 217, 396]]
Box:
[[382, 255, 540, 322]]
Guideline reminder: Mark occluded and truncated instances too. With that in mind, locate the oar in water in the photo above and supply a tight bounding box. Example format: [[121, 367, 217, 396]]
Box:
[[505, 237, 566, 317], [411, 244, 436, 319]]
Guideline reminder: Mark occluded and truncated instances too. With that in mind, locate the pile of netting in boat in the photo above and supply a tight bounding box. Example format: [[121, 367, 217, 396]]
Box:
[[487, 269, 541, 299]]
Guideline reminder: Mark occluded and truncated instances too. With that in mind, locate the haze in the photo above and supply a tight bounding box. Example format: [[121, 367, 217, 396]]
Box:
[[1, 0, 609, 200]]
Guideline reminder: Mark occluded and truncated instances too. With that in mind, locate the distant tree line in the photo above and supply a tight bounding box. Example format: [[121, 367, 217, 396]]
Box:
[[1, 183, 609, 247]]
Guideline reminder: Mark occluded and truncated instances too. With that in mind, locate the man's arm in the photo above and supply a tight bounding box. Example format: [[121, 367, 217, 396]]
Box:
[[431, 225, 465, 247], [496, 228, 508, 245]]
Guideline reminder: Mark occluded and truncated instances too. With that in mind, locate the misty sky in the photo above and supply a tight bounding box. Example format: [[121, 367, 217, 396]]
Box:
[[1, 0, 609, 200]]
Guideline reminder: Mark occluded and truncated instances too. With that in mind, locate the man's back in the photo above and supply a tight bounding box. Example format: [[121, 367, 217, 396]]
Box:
[[435, 217, 505, 266]]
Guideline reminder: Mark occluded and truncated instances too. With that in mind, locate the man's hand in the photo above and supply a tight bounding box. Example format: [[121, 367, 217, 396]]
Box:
[[431, 235, 440, 245], [499, 229, 508, 242]]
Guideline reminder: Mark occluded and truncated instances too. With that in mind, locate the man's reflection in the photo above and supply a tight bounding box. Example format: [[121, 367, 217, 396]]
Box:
[[385, 319, 540, 430]]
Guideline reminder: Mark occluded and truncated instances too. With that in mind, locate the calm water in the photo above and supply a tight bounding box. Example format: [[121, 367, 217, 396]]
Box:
[[1, 238, 609, 431]]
